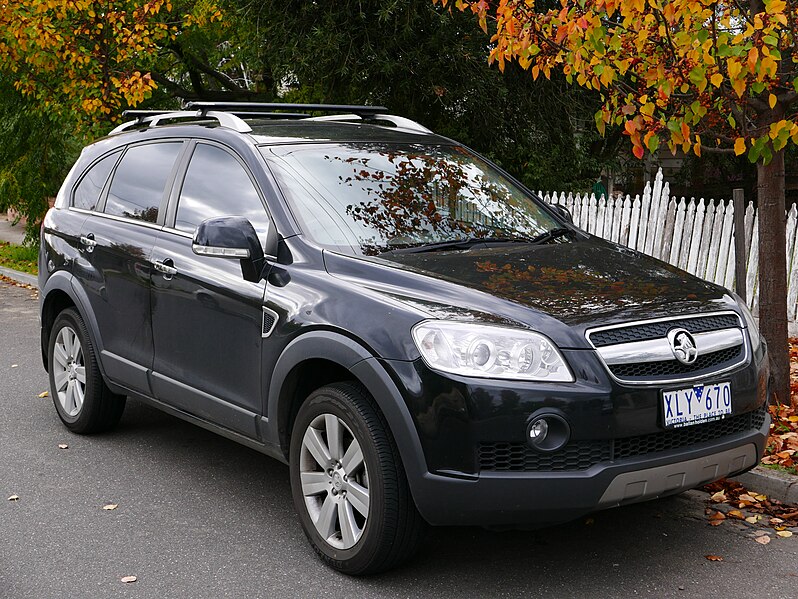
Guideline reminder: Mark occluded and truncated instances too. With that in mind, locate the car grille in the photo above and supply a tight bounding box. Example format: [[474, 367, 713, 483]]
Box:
[[478, 441, 611, 472], [608, 345, 743, 379], [589, 314, 740, 347], [586, 311, 747, 384], [478, 407, 767, 472]]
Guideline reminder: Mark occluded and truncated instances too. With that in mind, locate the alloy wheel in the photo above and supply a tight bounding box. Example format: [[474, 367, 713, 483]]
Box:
[[299, 413, 370, 550], [52, 326, 86, 417]]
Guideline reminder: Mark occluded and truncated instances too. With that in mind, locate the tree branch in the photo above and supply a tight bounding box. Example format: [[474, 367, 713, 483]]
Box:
[[699, 145, 736, 154]]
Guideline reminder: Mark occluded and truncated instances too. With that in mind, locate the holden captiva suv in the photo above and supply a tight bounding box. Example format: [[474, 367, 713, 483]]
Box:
[[39, 102, 770, 574]]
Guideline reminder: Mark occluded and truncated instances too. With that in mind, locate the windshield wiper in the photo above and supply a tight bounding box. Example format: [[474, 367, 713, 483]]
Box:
[[381, 236, 536, 254], [528, 227, 575, 245]]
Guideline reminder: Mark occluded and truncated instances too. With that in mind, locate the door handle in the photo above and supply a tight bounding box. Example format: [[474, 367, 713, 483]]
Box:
[[153, 258, 178, 280], [79, 234, 96, 253]]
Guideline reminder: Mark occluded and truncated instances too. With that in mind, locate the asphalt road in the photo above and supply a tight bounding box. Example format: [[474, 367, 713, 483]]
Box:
[[1, 280, 797, 599]]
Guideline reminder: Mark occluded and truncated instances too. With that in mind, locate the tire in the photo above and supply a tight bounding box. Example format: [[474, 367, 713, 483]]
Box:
[[289, 382, 425, 575], [48, 308, 126, 434]]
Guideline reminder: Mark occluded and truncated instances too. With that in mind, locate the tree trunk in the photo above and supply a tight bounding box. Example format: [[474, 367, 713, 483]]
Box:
[[757, 149, 791, 406]]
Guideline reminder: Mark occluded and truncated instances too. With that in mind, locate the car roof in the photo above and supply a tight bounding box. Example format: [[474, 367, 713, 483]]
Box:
[[245, 120, 450, 146]]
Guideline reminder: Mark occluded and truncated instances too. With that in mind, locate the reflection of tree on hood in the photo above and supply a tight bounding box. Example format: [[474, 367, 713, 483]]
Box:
[[473, 258, 696, 317]]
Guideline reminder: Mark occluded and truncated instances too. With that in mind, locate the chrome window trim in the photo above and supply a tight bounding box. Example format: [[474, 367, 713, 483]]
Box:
[[585, 311, 749, 386], [68, 206, 164, 231]]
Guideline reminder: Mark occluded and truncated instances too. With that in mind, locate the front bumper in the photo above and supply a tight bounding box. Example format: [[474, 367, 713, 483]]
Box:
[[408, 413, 769, 527], [383, 337, 770, 527]]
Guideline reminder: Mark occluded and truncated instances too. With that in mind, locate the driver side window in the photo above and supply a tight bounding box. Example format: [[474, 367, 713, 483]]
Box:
[[175, 144, 271, 241]]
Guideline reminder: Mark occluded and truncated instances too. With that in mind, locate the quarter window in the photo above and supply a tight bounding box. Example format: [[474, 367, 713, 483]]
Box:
[[104, 142, 182, 223], [72, 151, 120, 210], [175, 144, 270, 239]]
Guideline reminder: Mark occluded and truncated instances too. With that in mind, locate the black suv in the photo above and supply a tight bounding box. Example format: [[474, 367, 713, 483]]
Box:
[[39, 103, 770, 574]]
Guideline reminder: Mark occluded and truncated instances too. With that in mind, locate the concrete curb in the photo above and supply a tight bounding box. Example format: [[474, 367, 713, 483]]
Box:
[[0, 265, 38, 288], [729, 465, 798, 504]]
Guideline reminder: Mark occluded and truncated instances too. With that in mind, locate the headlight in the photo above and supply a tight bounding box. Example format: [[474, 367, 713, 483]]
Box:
[[411, 320, 574, 382], [732, 294, 761, 352]]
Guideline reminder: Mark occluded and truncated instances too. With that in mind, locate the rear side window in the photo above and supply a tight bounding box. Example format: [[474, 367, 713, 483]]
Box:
[[105, 142, 182, 223], [174, 143, 270, 238], [72, 151, 120, 210]]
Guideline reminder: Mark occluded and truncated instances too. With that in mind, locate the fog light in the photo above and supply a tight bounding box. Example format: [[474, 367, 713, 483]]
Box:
[[526, 414, 570, 452], [528, 419, 549, 442]]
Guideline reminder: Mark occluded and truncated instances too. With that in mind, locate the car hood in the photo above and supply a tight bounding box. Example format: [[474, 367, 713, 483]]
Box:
[[322, 236, 738, 348]]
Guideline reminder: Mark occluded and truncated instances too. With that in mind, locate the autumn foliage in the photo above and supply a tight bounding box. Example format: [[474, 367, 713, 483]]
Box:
[[761, 338, 798, 468], [0, 1, 223, 122], [440, 0, 798, 162]]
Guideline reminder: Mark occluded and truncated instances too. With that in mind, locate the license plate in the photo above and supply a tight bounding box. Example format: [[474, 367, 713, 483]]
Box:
[[662, 382, 732, 428]]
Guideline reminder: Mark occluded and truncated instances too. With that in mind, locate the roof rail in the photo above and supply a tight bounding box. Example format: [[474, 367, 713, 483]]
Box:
[[304, 113, 432, 134], [108, 102, 431, 136], [109, 109, 253, 135], [185, 101, 389, 117]]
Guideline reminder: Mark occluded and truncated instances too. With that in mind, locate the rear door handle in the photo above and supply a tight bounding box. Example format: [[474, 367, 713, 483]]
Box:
[[153, 258, 178, 280], [79, 234, 96, 253]]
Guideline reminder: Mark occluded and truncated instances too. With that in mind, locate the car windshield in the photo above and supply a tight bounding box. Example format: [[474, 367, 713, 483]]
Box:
[[262, 143, 562, 256]]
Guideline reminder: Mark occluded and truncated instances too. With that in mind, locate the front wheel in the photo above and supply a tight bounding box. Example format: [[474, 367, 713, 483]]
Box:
[[289, 382, 425, 575], [48, 308, 126, 434]]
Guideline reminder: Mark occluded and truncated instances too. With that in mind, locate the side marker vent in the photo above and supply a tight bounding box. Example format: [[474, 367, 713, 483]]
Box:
[[262, 308, 278, 338]]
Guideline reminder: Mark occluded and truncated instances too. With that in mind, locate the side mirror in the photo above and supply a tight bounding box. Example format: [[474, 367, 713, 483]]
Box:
[[193, 216, 267, 282], [551, 204, 573, 224]]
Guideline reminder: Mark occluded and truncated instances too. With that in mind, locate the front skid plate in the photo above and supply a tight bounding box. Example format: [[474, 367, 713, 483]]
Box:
[[598, 444, 757, 507]]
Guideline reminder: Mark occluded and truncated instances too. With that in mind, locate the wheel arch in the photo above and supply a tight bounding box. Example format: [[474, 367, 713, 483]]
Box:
[[40, 272, 105, 377], [267, 331, 428, 486]]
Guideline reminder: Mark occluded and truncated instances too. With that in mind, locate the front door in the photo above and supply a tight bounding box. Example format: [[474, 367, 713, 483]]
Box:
[[149, 142, 276, 438]]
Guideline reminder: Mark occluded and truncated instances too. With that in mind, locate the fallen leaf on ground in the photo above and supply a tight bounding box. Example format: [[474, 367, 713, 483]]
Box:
[[37, 391, 48, 398], [745, 516, 760, 524], [777, 530, 793, 538], [703, 479, 798, 531], [705, 555, 723, 561], [7, 495, 19, 501], [120, 576, 137, 583], [710, 491, 727, 503], [755, 535, 771, 545], [709, 511, 726, 521], [103, 504, 118, 511], [58, 444, 68, 449]]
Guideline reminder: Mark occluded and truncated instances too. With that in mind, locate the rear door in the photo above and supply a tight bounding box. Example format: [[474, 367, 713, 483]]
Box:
[[78, 141, 184, 394], [149, 141, 274, 438]]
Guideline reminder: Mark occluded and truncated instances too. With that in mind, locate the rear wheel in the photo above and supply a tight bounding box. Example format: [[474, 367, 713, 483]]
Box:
[[289, 382, 425, 575], [48, 308, 125, 434]]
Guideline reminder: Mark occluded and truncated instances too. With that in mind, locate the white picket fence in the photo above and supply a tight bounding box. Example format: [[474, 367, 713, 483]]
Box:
[[542, 168, 798, 322]]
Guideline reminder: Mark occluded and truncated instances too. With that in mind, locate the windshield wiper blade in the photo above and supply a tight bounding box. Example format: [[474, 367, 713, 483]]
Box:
[[381, 236, 536, 254], [528, 227, 575, 245]]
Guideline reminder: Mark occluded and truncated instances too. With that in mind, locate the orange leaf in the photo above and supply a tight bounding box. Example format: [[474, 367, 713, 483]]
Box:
[[734, 138, 746, 156]]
